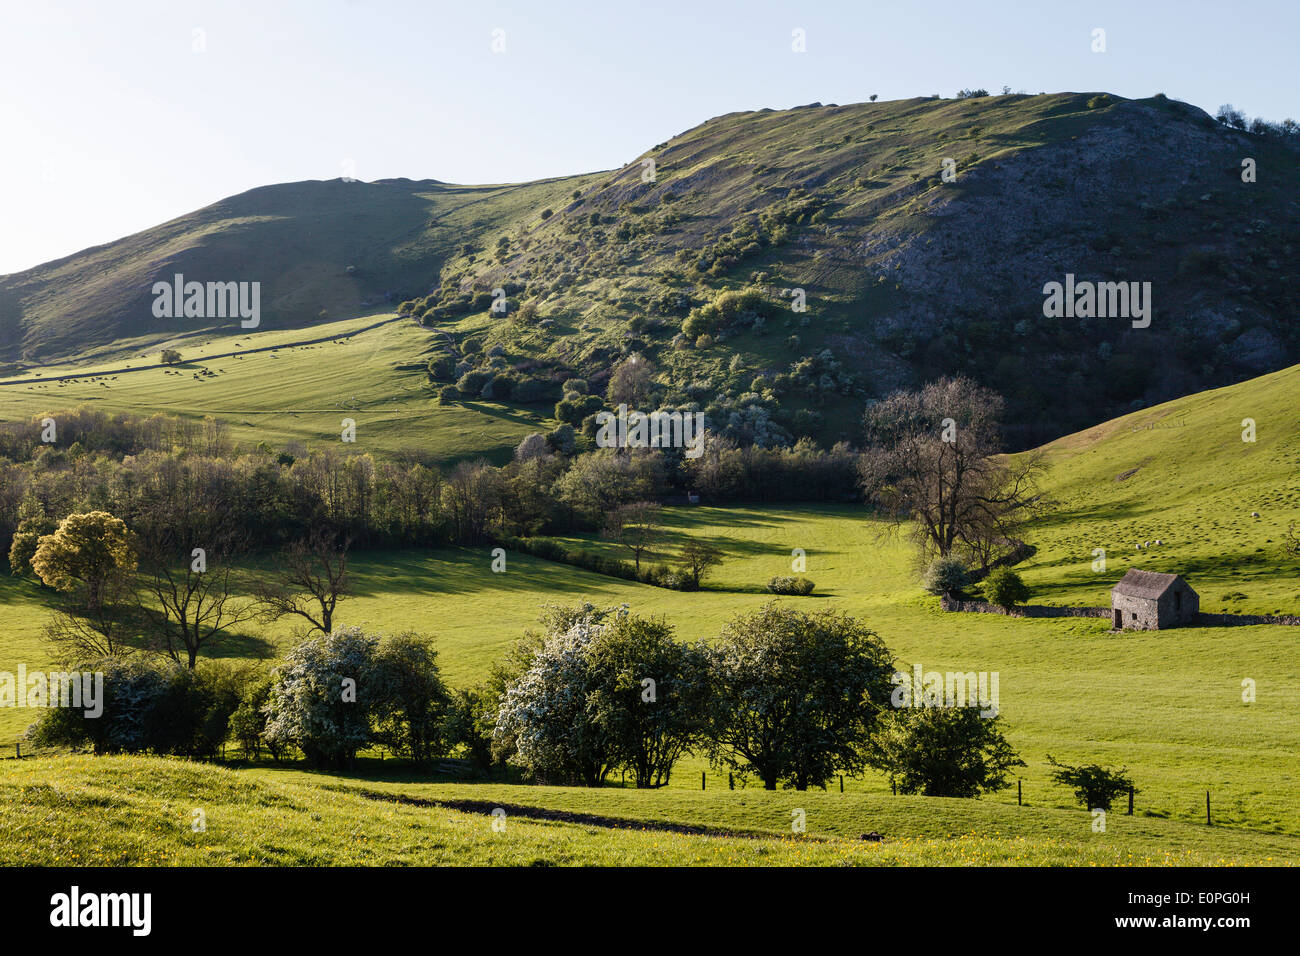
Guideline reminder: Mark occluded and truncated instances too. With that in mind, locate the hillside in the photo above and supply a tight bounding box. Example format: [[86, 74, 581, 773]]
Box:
[[2, 358, 1299, 838], [3, 756, 1292, 865], [3, 92, 1298, 449], [0, 175, 596, 366]]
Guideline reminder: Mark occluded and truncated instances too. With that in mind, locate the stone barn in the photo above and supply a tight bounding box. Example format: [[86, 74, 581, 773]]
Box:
[[1110, 569, 1199, 630]]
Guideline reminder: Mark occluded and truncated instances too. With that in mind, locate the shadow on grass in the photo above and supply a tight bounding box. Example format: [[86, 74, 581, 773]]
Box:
[[331, 787, 804, 841]]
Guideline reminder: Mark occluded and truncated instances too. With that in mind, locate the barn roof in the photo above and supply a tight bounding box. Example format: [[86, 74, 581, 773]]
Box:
[[1112, 569, 1188, 600]]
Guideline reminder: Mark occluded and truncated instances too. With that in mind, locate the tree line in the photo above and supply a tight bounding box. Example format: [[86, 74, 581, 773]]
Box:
[[4, 375, 1039, 586], [30, 599, 1042, 800]]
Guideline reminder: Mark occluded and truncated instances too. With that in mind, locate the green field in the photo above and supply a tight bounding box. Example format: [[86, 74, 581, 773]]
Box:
[[2, 332, 1299, 865], [0, 314, 545, 464], [1, 756, 1289, 866]]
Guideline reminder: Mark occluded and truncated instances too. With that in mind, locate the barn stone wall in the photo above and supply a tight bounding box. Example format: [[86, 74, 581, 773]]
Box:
[[1112, 590, 1160, 629]]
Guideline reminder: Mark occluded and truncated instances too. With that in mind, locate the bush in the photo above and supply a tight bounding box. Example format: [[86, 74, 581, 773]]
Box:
[[984, 568, 1029, 607], [27, 657, 245, 758], [437, 385, 459, 405], [867, 707, 1025, 797], [1047, 756, 1136, 811], [766, 575, 815, 596], [263, 627, 381, 769], [922, 557, 970, 596], [456, 370, 491, 395]]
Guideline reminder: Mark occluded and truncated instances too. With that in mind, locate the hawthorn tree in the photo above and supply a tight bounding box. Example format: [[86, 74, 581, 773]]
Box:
[[707, 602, 895, 790], [585, 614, 712, 788], [867, 706, 1024, 798]]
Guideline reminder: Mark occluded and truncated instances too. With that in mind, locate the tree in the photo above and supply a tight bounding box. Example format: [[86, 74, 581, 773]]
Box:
[[160, 349, 182, 365], [867, 707, 1024, 797], [229, 671, 277, 760], [707, 602, 895, 790], [677, 539, 723, 590], [42, 575, 141, 661], [28, 656, 238, 758], [444, 686, 499, 776], [1216, 104, 1247, 129], [514, 433, 550, 463], [984, 567, 1030, 607], [584, 615, 712, 788], [32, 512, 138, 614], [493, 611, 616, 786], [263, 626, 380, 769], [922, 556, 970, 596], [1047, 756, 1135, 811], [138, 531, 258, 668], [257, 528, 351, 634], [8, 515, 56, 576], [554, 449, 665, 527], [369, 632, 450, 768], [602, 500, 663, 571], [605, 354, 656, 407], [859, 377, 1042, 568]]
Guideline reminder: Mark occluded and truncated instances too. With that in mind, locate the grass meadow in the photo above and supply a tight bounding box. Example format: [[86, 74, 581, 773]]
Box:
[[1, 323, 1298, 864]]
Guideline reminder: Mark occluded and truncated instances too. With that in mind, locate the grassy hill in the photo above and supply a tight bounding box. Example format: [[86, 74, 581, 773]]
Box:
[[2, 756, 1291, 865], [4, 92, 1298, 447], [0, 314, 545, 464], [0, 174, 598, 366], [3, 359, 1299, 851]]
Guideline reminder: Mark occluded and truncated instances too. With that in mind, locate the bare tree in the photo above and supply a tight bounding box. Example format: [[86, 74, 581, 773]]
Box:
[[602, 501, 663, 572], [858, 377, 1042, 569], [139, 532, 258, 668], [257, 528, 352, 634]]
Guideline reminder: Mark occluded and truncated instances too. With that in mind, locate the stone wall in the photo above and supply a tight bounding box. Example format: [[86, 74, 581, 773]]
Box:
[[939, 597, 1300, 627], [939, 596, 1109, 618]]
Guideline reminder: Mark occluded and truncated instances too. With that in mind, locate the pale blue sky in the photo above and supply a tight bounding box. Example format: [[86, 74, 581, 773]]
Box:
[[1, 0, 1296, 275]]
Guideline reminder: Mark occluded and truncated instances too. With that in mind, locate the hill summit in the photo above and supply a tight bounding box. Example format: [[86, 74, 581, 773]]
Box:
[[3, 92, 1297, 447]]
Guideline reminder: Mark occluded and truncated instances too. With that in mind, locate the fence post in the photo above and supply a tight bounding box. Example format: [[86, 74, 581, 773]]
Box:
[[839, 775, 844, 793], [15, 742, 20, 759], [1127, 786, 1134, 815], [1206, 791, 1211, 826], [1017, 779, 1022, 806], [701, 771, 706, 791], [728, 773, 733, 790]]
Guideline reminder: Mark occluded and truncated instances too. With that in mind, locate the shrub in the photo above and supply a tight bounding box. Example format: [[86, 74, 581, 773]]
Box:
[[263, 627, 381, 769], [456, 370, 491, 395], [984, 567, 1029, 607], [540, 208, 554, 220], [1047, 755, 1136, 811], [437, 385, 459, 404], [28, 657, 245, 758], [426, 355, 455, 381], [922, 557, 970, 596], [766, 575, 815, 596], [867, 708, 1025, 797], [511, 377, 551, 404]]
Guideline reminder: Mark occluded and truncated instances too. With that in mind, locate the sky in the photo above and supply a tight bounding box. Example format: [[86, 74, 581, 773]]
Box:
[[1, 0, 1297, 275]]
